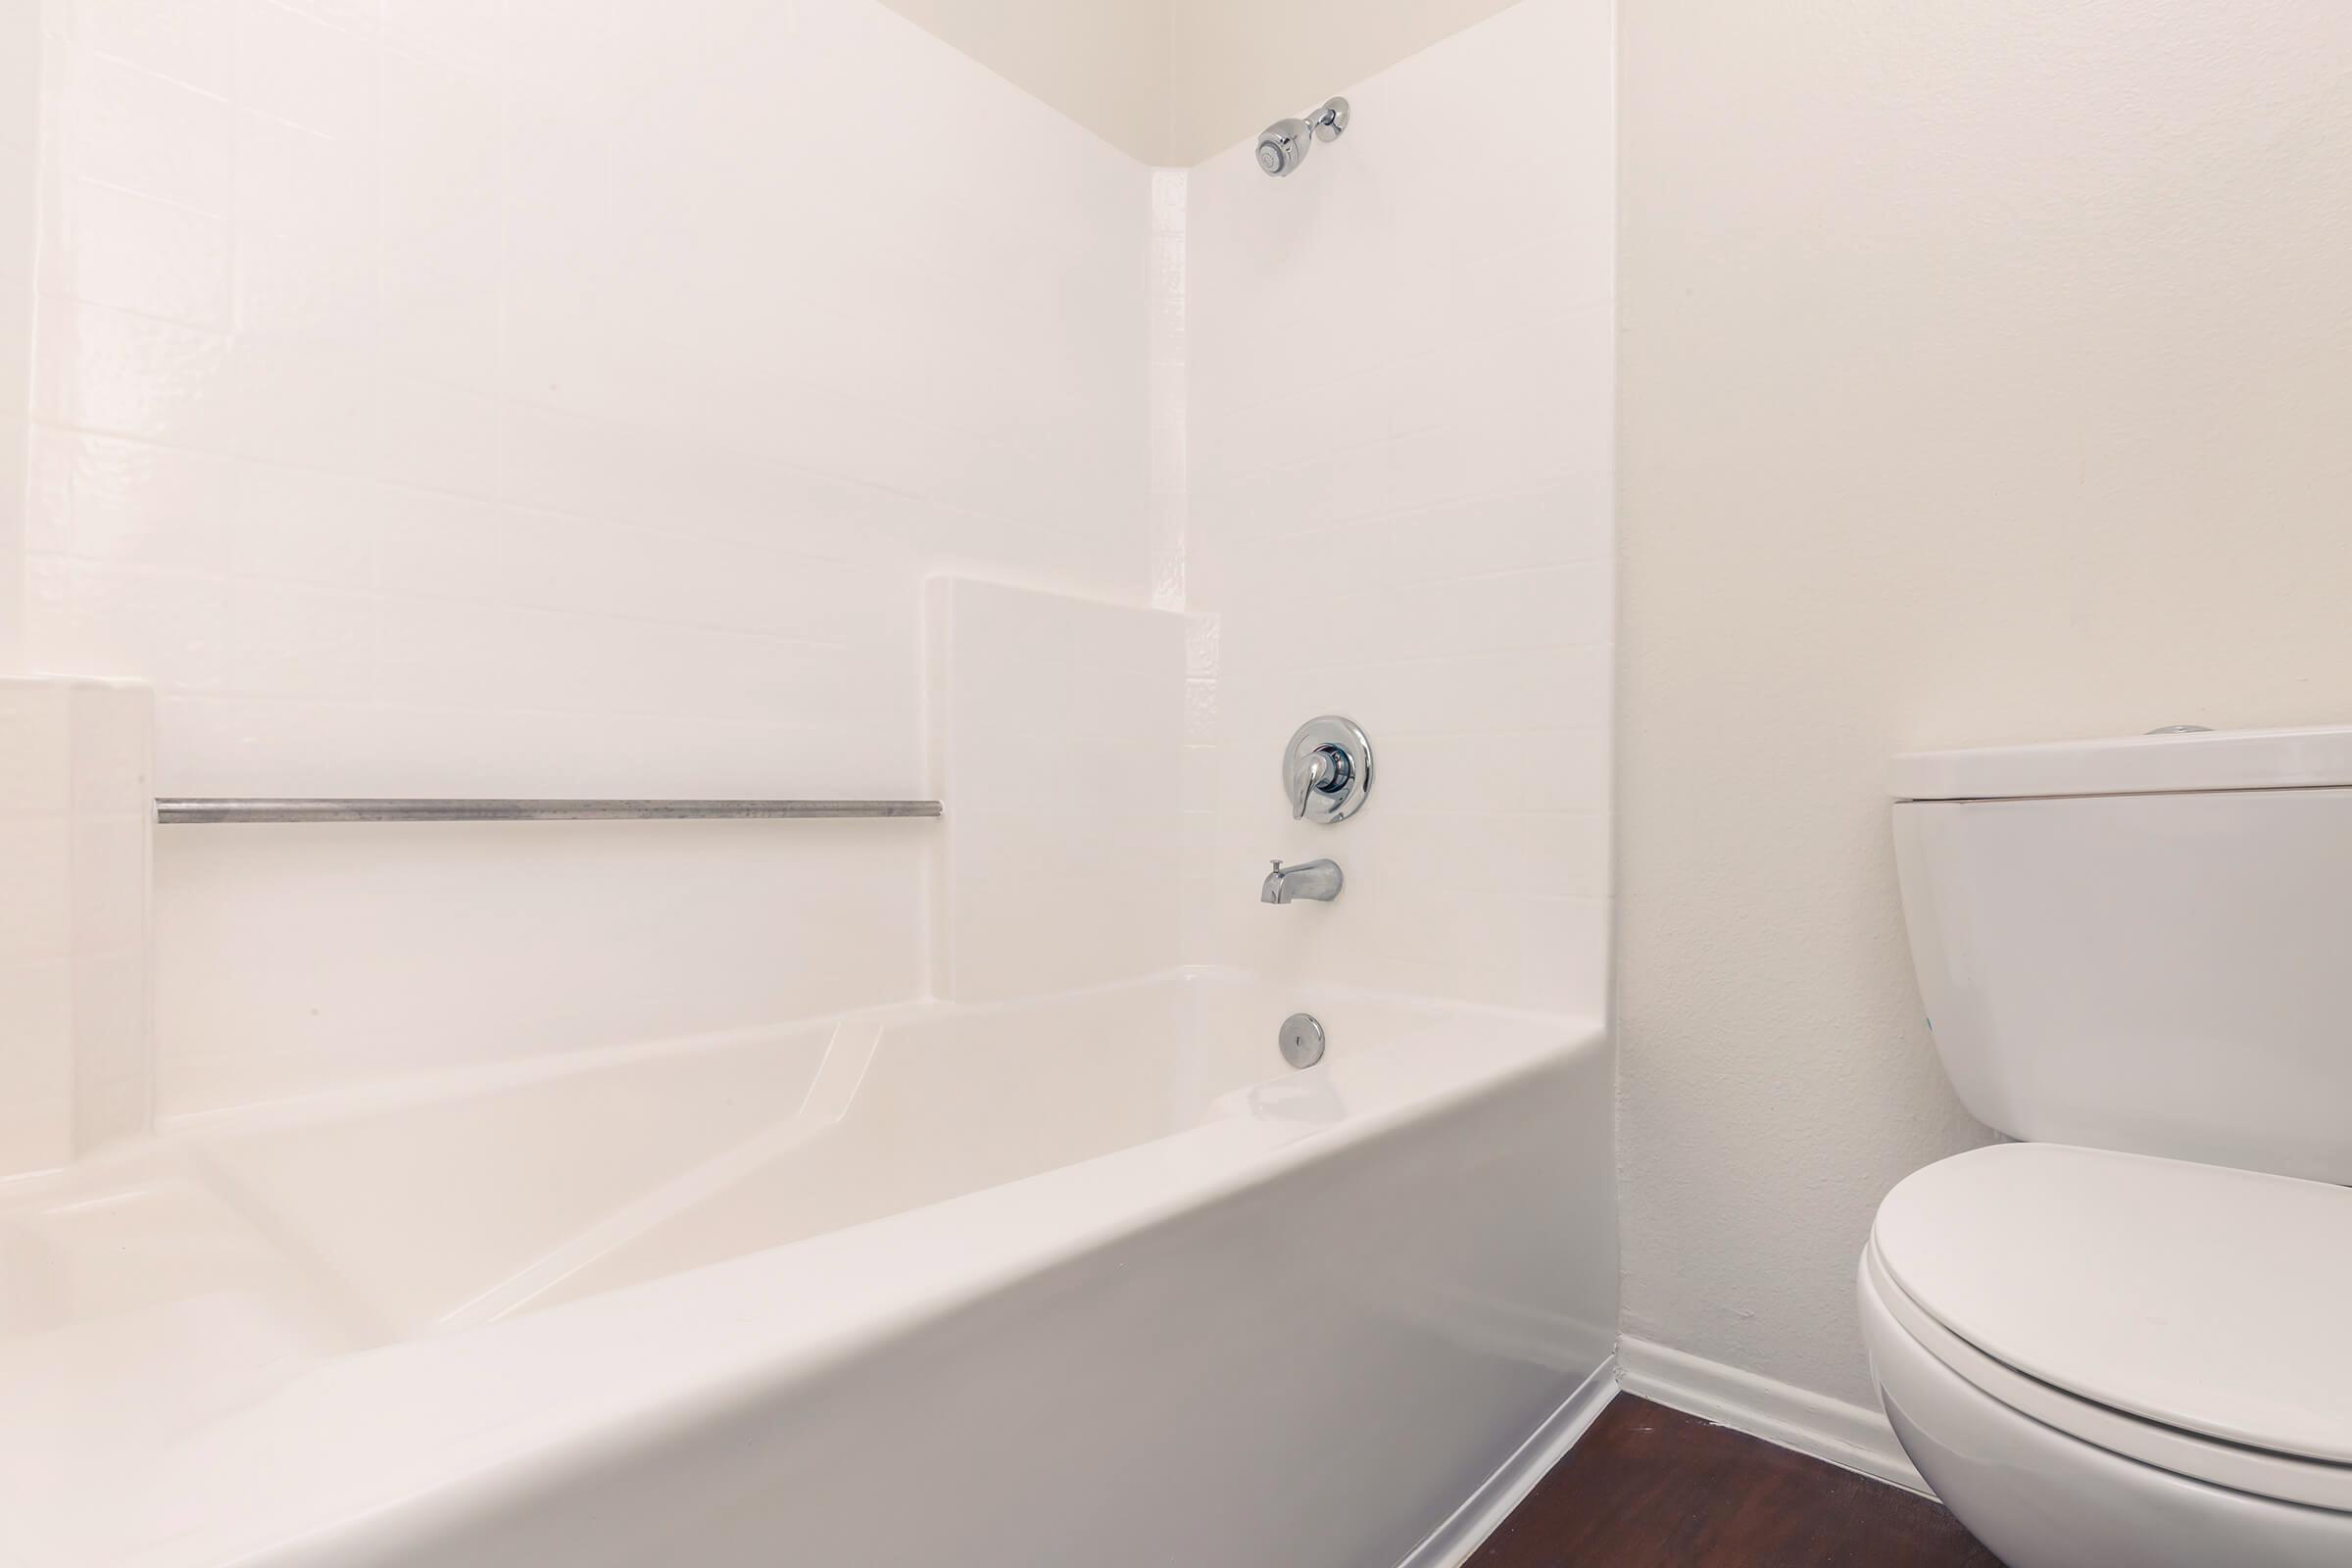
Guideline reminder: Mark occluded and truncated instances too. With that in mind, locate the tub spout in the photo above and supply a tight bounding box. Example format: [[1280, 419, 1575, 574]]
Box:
[[1261, 858, 1343, 904]]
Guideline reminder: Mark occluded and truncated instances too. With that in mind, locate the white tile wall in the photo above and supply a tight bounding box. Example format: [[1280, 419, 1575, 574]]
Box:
[[152, 817, 934, 1112], [0, 677, 153, 1176], [1147, 168, 1190, 613], [927, 577, 1186, 1001], [9, 0, 1153, 1107], [1184, 0, 1615, 1013], [24, 0, 1149, 794], [1, 0, 40, 673], [1144, 167, 1229, 963]]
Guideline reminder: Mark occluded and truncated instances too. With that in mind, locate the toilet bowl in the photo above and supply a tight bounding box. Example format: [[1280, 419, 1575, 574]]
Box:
[[1859, 1144, 2352, 1567], [1871, 725, 2352, 1562]]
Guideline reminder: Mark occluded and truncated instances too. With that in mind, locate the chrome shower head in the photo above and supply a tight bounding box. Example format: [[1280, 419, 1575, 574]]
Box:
[[1254, 96, 1349, 177], [1255, 118, 1312, 176]]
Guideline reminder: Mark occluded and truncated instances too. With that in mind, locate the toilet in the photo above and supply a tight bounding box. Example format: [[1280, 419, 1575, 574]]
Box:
[[1862, 724, 2352, 1568]]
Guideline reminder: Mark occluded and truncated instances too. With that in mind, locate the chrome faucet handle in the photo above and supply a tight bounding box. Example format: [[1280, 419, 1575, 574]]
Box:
[[1282, 718, 1373, 825], [1290, 749, 1336, 818]]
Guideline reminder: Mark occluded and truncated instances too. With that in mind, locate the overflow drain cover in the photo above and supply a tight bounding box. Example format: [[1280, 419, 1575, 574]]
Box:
[[1279, 1012, 1326, 1069]]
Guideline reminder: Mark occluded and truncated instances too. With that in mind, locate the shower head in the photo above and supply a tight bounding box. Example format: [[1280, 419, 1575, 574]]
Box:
[[1255, 119, 1311, 176], [1254, 96, 1349, 177]]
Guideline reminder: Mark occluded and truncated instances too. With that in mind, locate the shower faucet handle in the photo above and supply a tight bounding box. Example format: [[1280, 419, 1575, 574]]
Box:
[[1291, 747, 1342, 817], [1282, 716, 1373, 825]]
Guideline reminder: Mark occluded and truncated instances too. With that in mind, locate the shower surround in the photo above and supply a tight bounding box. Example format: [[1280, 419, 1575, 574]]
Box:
[[1185, 0, 1613, 1016], [13, 0, 1152, 1112], [0, 0, 1615, 1563]]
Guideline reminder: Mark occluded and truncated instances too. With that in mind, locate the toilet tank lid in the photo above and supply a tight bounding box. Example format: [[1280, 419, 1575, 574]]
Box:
[[1890, 724, 2352, 801]]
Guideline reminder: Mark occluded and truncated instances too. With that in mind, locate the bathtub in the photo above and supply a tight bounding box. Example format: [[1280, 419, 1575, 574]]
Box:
[[0, 969, 1614, 1568]]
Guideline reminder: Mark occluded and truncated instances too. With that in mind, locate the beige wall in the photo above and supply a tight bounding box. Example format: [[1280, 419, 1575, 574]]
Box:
[[872, 0, 1174, 163], [1617, 0, 2352, 1409], [875, 0, 1527, 165]]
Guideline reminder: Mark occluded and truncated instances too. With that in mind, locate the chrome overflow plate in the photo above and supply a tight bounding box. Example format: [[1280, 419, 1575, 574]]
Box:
[[1282, 715, 1373, 824], [1279, 1012, 1327, 1069]]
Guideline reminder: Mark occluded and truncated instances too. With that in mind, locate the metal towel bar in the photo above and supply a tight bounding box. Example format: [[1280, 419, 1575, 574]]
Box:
[[156, 799, 944, 825]]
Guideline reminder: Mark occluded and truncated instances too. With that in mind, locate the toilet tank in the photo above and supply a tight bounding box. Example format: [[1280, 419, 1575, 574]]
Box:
[[1891, 725, 2352, 1185]]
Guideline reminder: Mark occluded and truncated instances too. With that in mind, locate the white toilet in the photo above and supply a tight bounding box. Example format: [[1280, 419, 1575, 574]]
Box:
[[1862, 724, 2352, 1568]]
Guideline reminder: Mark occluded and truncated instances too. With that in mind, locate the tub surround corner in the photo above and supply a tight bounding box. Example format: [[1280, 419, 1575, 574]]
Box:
[[0, 674, 153, 1178]]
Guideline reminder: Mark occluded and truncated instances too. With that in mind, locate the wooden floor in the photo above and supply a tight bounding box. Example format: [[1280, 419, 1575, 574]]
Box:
[[1467, 1396, 2003, 1568]]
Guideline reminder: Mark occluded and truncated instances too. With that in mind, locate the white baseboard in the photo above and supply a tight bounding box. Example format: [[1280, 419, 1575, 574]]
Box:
[[1396, 1356, 1620, 1568], [1615, 1336, 1929, 1495]]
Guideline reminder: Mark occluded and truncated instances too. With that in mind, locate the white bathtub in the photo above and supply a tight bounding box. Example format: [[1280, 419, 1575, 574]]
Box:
[[0, 969, 1613, 1568]]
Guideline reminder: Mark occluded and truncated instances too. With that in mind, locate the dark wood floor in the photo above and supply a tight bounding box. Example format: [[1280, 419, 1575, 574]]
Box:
[[1467, 1396, 2003, 1568]]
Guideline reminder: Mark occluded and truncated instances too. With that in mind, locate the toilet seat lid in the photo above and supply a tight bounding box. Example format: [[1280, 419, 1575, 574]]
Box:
[[1874, 1143, 2352, 1466]]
